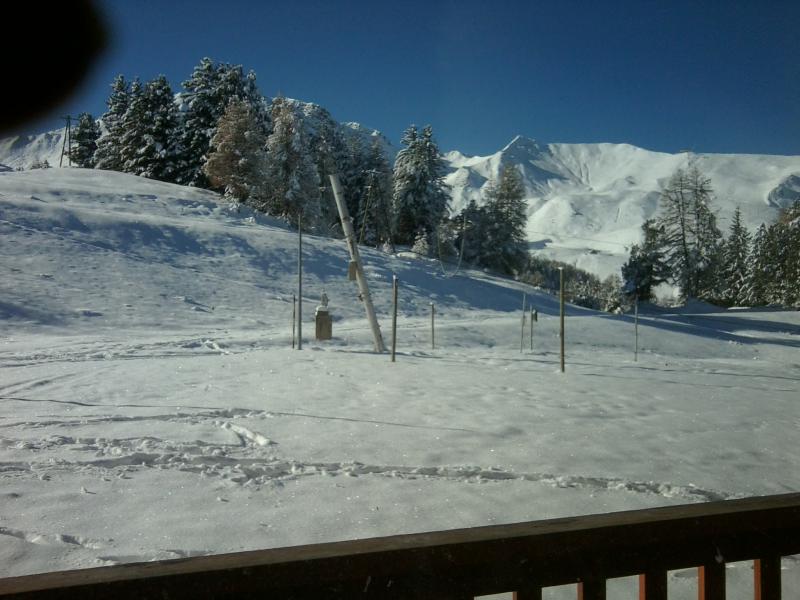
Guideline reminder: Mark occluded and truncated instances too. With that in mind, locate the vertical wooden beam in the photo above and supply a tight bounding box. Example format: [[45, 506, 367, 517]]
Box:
[[430, 302, 435, 350], [698, 563, 725, 600], [754, 556, 780, 600], [638, 571, 668, 600], [297, 213, 302, 350], [513, 588, 542, 600], [577, 578, 605, 600]]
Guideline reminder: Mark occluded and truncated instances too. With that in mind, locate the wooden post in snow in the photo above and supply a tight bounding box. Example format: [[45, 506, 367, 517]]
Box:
[[391, 276, 398, 362], [530, 306, 534, 352], [291, 294, 296, 349], [559, 268, 565, 373], [520, 293, 527, 353], [297, 214, 303, 350], [634, 295, 639, 362], [430, 302, 435, 350], [329, 174, 385, 353]]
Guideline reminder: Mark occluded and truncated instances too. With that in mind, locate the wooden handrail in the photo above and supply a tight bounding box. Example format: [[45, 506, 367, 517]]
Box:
[[1, 493, 798, 599]]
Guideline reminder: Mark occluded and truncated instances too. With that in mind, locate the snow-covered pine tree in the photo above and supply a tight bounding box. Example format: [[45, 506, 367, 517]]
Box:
[[360, 138, 394, 247], [621, 220, 669, 301], [94, 75, 130, 171], [117, 75, 181, 181], [457, 199, 488, 265], [655, 167, 721, 301], [262, 97, 321, 229], [771, 201, 800, 307], [392, 125, 449, 245], [411, 228, 431, 256], [719, 207, 752, 305], [203, 99, 267, 203], [479, 165, 528, 275], [116, 78, 146, 175], [744, 223, 770, 306], [68, 112, 100, 168], [176, 58, 268, 188]]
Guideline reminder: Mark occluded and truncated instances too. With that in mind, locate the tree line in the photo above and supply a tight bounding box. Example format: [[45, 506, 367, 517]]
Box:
[[66, 57, 529, 276], [623, 167, 800, 308]]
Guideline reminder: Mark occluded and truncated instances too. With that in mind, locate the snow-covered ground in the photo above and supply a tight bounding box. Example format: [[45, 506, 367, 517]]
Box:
[[1, 169, 798, 597]]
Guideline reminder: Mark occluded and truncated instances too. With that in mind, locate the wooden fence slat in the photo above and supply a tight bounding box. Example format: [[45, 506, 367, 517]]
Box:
[[698, 563, 725, 600], [638, 571, 668, 600], [754, 556, 780, 600]]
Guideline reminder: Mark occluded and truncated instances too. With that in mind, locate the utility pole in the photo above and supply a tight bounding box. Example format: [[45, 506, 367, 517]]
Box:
[[59, 115, 73, 168], [329, 174, 385, 353], [297, 214, 303, 350], [559, 267, 565, 373]]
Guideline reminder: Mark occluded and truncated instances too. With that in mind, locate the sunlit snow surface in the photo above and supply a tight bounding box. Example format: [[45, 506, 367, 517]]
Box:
[[1, 169, 798, 597]]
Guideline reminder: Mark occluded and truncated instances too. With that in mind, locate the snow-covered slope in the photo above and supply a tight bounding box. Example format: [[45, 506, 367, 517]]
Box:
[[6, 126, 798, 281], [445, 136, 800, 278], [0, 169, 798, 597]]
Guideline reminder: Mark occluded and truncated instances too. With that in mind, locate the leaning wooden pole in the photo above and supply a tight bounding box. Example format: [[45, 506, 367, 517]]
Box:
[[329, 174, 386, 353], [297, 214, 303, 350]]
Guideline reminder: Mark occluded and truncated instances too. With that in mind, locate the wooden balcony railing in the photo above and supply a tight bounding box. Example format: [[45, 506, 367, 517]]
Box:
[[1, 492, 798, 599]]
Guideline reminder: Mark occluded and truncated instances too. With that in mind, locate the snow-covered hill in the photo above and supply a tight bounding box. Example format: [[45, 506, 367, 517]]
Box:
[[0, 169, 798, 597], [445, 136, 800, 277], [5, 125, 799, 281]]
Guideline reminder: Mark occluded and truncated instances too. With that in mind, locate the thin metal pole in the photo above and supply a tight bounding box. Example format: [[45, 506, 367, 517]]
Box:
[[66, 116, 72, 167], [530, 306, 534, 352], [559, 268, 565, 373], [634, 295, 639, 362], [297, 214, 303, 350], [391, 276, 398, 362], [329, 174, 385, 352], [430, 302, 435, 350], [291, 294, 296, 349], [520, 293, 527, 353]]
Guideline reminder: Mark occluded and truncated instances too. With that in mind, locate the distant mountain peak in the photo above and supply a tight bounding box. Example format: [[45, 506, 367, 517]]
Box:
[[501, 135, 543, 154]]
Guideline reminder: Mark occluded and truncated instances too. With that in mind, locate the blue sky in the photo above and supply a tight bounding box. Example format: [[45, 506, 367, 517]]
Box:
[[28, 0, 800, 156]]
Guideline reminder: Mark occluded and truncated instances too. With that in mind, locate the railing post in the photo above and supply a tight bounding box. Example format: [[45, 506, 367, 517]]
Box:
[[638, 571, 668, 600], [754, 556, 780, 600], [513, 589, 542, 600], [698, 563, 725, 600], [577, 578, 605, 600]]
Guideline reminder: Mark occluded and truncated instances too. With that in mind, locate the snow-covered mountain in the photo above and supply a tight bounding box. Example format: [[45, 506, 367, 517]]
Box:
[[3, 124, 799, 279], [445, 136, 800, 277]]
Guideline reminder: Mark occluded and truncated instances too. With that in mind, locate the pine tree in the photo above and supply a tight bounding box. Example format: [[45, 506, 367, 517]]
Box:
[[392, 125, 449, 244], [411, 228, 431, 256], [203, 99, 267, 203], [719, 207, 752, 305], [176, 58, 268, 187], [360, 138, 394, 247], [117, 75, 180, 181], [94, 75, 130, 171], [262, 97, 321, 229], [68, 112, 100, 168], [479, 165, 528, 274], [621, 220, 669, 301], [745, 223, 770, 306], [117, 78, 145, 175], [655, 167, 722, 300]]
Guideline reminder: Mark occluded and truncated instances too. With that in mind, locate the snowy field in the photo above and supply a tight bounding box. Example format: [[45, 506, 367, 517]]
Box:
[[1, 169, 798, 597]]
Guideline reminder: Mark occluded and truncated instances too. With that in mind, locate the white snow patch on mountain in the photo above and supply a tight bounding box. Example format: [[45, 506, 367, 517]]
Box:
[[443, 136, 800, 278]]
